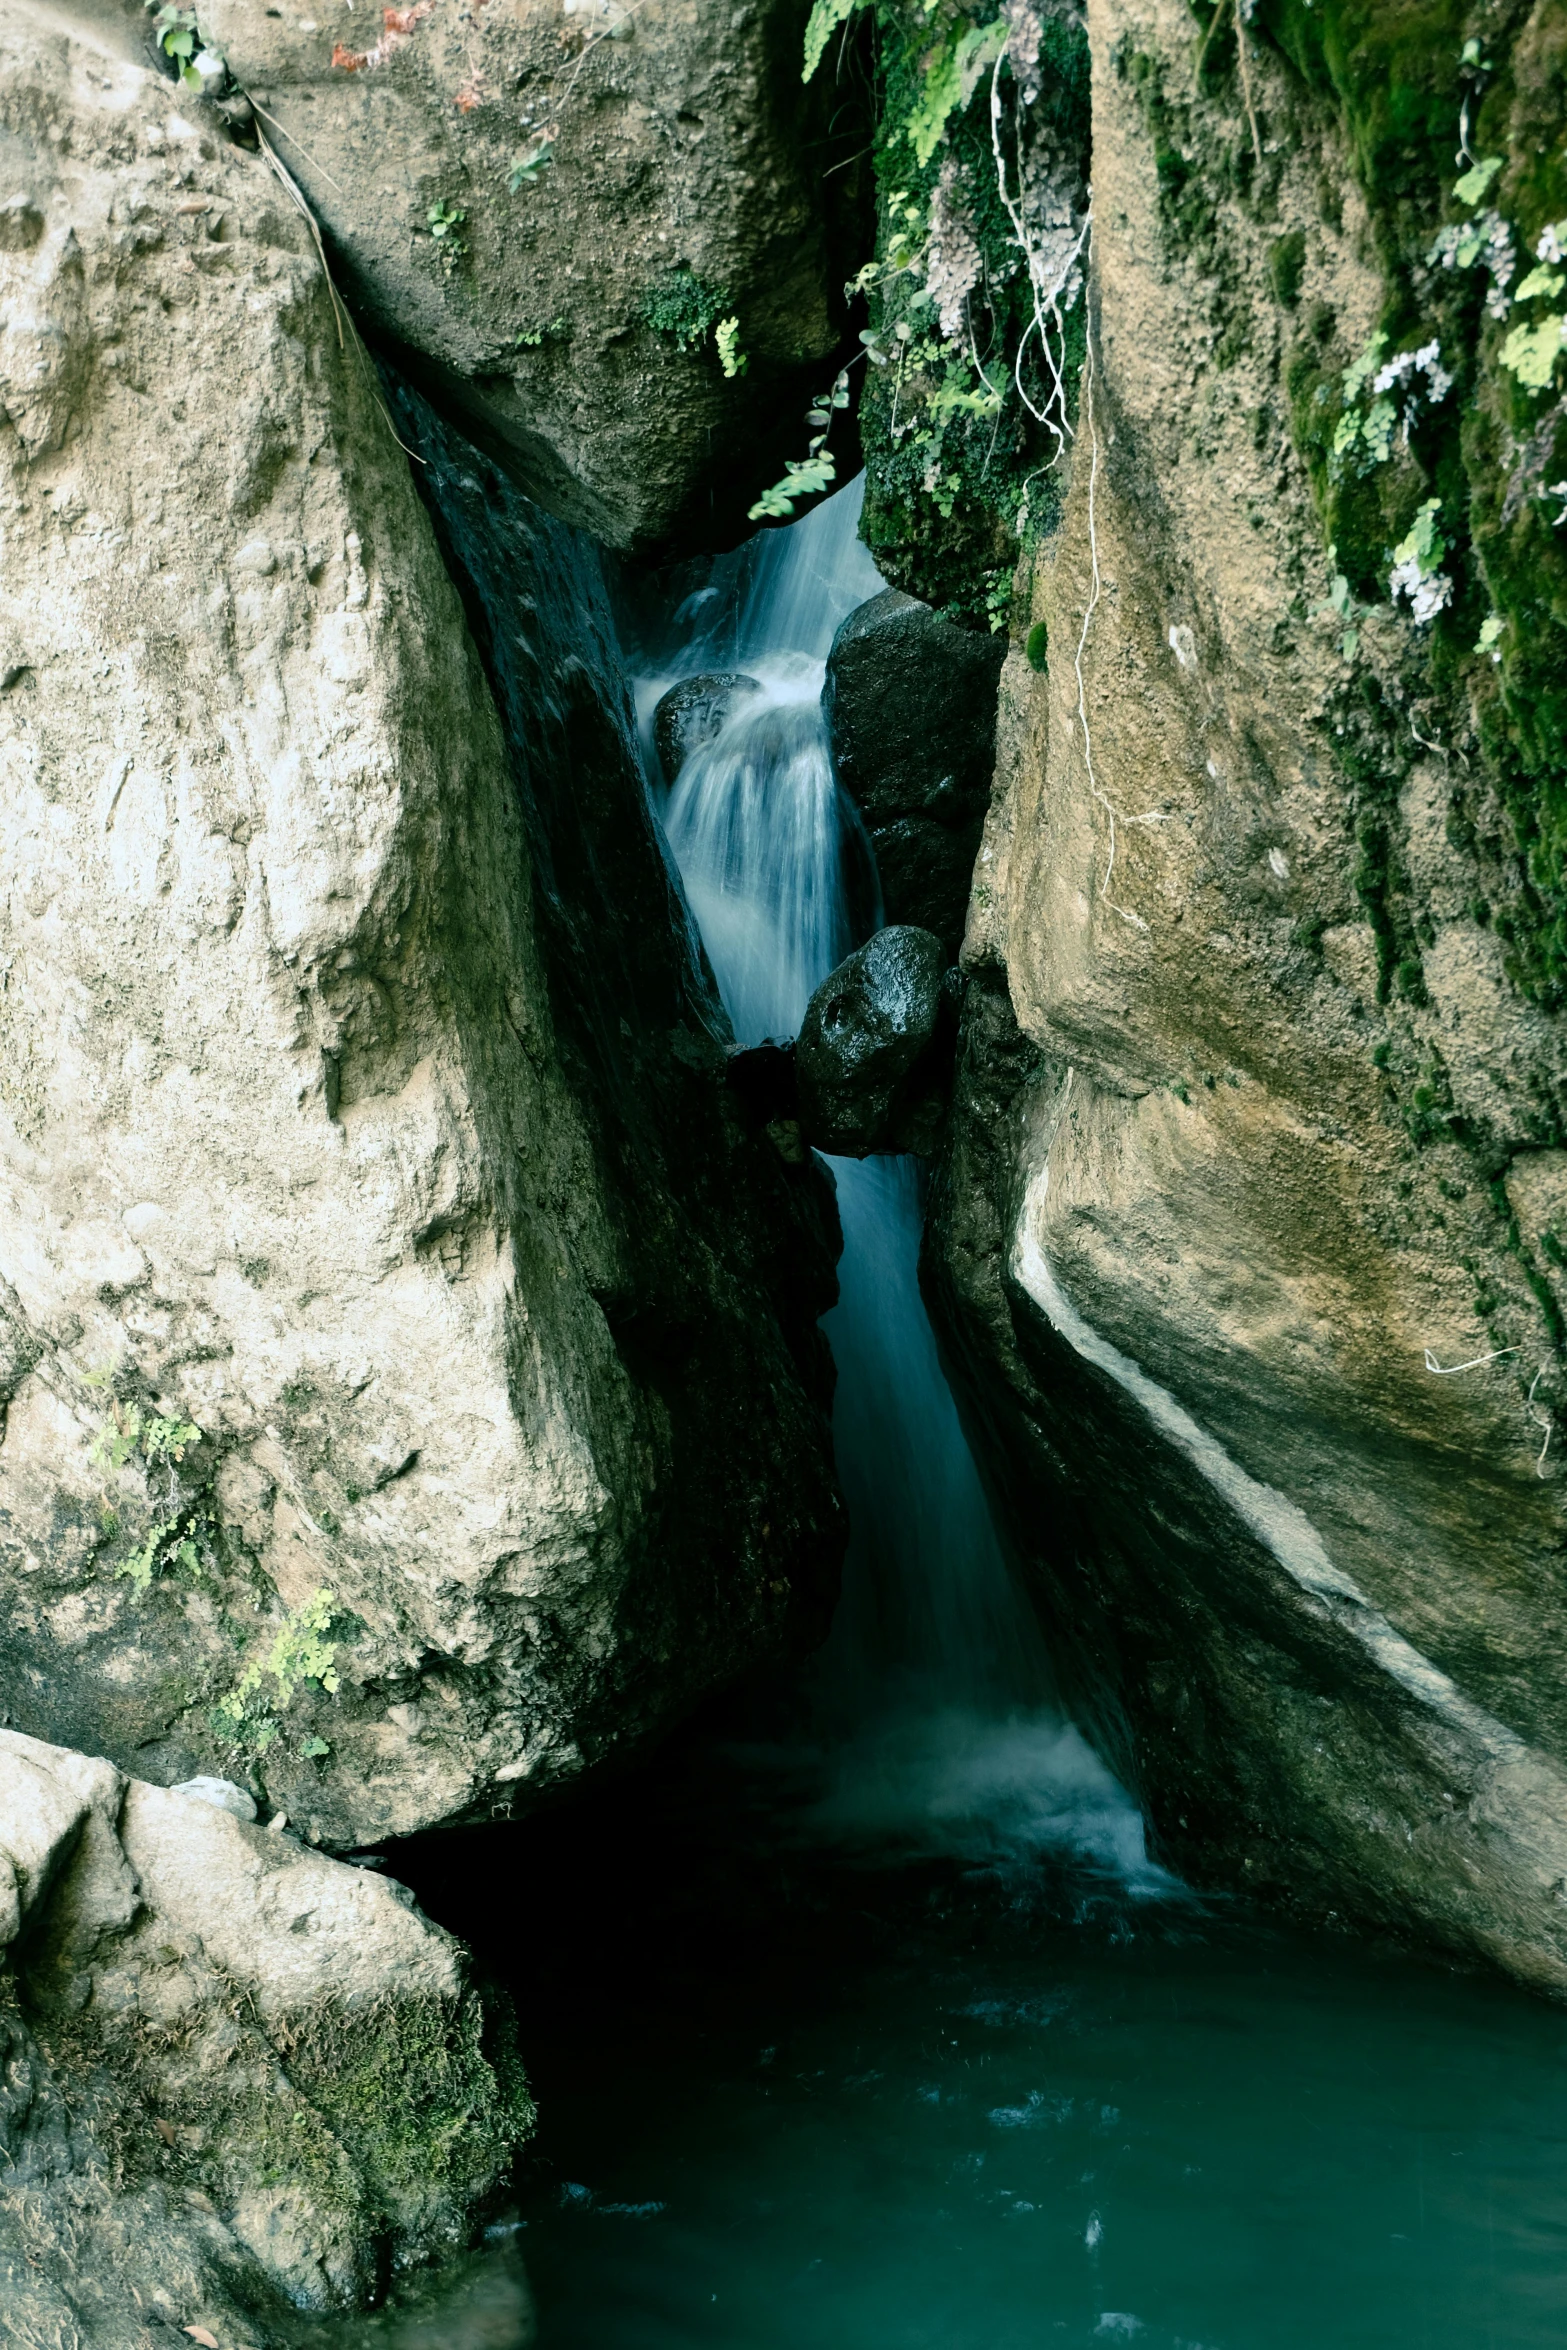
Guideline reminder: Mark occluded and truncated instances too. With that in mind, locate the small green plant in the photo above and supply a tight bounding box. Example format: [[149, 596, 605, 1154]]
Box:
[[749, 366, 853, 522], [982, 568, 1013, 635], [426, 199, 469, 268], [1387, 498, 1451, 626], [644, 270, 729, 354], [715, 316, 747, 378], [507, 140, 553, 192], [1329, 332, 1453, 481], [117, 1515, 207, 1593], [750, 451, 838, 521], [1505, 315, 1566, 390], [213, 1588, 344, 1757], [901, 17, 1006, 166], [146, 3, 210, 88], [1500, 215, 1567, 391], [91, 1400, 199, 1473], [90, 1397, 208, 1589]]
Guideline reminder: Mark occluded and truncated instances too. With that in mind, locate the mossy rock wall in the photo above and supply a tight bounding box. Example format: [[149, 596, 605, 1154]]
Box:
[[925, 0, 1567, 1992]]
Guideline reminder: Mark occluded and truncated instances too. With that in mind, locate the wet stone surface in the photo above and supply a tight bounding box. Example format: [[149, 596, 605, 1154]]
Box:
[[796, 926, 952, 1156], [652, 672, 766, 784], [823, 590, 1006, 959]]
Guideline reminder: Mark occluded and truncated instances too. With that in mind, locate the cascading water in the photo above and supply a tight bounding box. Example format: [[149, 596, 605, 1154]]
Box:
[[645, 478, 1152, 1879]]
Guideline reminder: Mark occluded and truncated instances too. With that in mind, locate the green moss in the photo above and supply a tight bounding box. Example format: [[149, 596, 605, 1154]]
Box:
[[857, 3, 1092, 621], [1025, 619, 1050, 670], [1246, 0, 1567, 1003], [1269, 228, 1307, 306], [36, 1976, 532, 2272], [287, 1988, 534, 2222], [643, 271, 730, 354]]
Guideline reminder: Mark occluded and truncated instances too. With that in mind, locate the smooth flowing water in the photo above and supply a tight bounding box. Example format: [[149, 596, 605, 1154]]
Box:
[[651, 477, 1148, 1879], [394, 481, 1567, 2350]]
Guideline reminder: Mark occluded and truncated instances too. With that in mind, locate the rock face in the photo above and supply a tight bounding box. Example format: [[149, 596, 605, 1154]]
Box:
[[652, 671, 764, 785], [0, 7, 841, 1850], [1, 1728, 528, 2341], [927, 0, 1567, 1992], [796, 927, 949, 1158], [188, 0, 869, 553], [823, 589, 1007, 959]]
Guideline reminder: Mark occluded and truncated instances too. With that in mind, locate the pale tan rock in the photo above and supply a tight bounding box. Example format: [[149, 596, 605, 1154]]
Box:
[[930, 0, 1567, 1990], [120, 1775, 463, 2011], [0, 5, 839, 1846], [0, 1728, 530, 2337]]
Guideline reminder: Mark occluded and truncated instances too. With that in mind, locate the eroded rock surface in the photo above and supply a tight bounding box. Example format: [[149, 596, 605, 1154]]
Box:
[[823, 588, 1006, 959], [1, 1728, 528, 2343], [927, 0, 1567, 1990], [652, 671, 765, 785], [0, 7, 841, 1849]]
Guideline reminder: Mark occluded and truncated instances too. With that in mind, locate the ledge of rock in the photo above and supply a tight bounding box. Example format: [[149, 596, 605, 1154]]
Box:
[[178, 0, 870, 554], [0, 1729, 530, 2339]]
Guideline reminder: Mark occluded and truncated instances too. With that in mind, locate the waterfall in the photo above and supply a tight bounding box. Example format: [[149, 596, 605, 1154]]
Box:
[[648, 479, 1156, 1883]]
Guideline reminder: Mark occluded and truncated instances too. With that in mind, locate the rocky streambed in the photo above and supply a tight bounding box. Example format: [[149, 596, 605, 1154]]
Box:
[[3, 0, 1567, 2338]]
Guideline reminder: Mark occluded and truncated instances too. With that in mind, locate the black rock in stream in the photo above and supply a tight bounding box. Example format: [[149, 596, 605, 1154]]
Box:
[[823, 590, 1006, 959], [653, 670, 766, 783], [796, 925, 952, 1157]]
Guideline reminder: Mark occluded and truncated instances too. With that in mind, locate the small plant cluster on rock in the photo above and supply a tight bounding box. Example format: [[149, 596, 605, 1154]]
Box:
[[1256, 0, 1567, 1006], [776, 0, 1092, 622], [211, 1586, 346, 1759]]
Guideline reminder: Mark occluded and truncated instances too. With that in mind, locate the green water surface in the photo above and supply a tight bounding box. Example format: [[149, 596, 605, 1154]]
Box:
[[411, 1741, 1567, 2350]]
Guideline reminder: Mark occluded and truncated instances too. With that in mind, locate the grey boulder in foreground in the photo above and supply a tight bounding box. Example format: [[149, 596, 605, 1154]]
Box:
[[0, 1728, 530, 2343]]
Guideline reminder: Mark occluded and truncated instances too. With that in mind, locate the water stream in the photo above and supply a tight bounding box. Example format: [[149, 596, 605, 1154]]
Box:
[[394, 481, 1567, 2350], [649, 478, 1149, 1879]]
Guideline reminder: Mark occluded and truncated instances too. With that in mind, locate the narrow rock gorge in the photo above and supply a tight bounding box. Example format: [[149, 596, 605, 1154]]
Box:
[[3, 0, 1567, 2338]]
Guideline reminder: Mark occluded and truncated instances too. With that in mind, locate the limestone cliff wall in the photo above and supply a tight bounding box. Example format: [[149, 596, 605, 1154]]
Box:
[[929, 0, 1567, 1988], [0, 5, 841, 1847]]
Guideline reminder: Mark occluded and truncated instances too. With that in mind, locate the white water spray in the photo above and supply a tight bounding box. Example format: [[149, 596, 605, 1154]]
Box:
[[649, 478, 1155, 1883]]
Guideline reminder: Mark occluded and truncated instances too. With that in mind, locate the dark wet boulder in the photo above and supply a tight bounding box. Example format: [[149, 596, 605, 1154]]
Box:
[[823, 590, 1006, 958], [796, 926, 955, 1157], [653, 671, 765, 783]]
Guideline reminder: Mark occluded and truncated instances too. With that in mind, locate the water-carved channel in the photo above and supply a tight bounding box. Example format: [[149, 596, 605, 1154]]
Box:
[[398, 484, 1567, 2350]]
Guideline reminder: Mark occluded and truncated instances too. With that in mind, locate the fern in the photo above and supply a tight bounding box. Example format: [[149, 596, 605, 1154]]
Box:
[[802, 0, 865, 83]]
